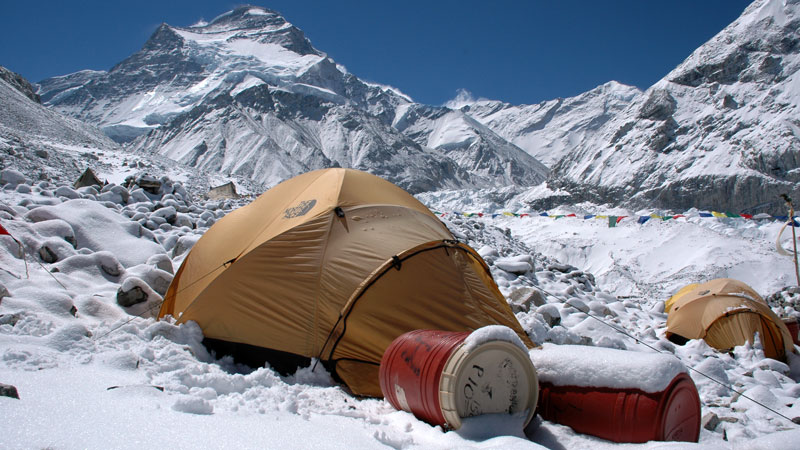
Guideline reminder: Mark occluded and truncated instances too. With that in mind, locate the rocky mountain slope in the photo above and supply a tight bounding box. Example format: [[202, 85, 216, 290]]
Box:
[[531, 0, 800, 213], [0, 65, 253, 195], [37, 6, 547, 193]]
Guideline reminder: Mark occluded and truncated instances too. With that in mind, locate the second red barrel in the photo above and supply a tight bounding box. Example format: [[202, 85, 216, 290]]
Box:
[[531, 344, 701, 443], [379, 327, 539, 430]]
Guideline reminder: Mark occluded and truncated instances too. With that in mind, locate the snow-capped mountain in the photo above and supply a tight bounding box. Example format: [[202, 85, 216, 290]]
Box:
[[34, 1, 800, 213], [534, 0, 800, 213], [446, 82, 642, 167], [37, 6, 547, 193]]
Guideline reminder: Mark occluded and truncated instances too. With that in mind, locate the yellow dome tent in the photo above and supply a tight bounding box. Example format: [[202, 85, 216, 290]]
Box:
[[159, 168, 533, 397], [665, 278, 794, 361]]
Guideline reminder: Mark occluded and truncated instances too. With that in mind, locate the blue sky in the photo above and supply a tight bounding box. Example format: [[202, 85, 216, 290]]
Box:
[[2, 0, 753, 106]]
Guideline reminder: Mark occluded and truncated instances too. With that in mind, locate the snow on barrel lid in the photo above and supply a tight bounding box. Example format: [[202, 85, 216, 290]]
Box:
[[462, 324, 529, 353], [438, 326, 538, 430], [530, 343, 686, 393]]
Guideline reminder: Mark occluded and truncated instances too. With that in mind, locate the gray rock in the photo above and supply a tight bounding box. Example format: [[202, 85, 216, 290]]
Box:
[[508, 287, 546, 313], [54, 186, 81, 199], [0, 383, 19, 399], [0, 169, 27, 186], [0, 313, 21, 326], [536, 304, 561, 327], [116, 285, 149, 307], [564, 299, 589, 314], [588, 300, 613, 317], [146, 254, 174, 275], [38, 245, 59, 263]]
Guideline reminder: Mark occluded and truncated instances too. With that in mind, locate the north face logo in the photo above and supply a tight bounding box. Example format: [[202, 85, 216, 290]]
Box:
[[284, 199, 317, 218]]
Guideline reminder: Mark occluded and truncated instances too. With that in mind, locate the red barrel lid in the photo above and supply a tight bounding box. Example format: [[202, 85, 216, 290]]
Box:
[[657, 372, 701, 441]]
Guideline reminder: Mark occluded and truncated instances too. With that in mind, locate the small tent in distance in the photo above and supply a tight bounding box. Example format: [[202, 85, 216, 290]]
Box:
[[665, 278, 794, 361], [159, 168, 533, 397]]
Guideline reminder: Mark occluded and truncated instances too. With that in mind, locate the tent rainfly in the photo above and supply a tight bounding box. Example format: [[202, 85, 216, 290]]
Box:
[[159, 168, 533, 397], [665, 278, 794, 362]]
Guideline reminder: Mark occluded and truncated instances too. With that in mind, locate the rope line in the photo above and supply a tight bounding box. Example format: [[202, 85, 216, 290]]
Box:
[[92, 300, 166, 341], [534, 286, 797, 425]]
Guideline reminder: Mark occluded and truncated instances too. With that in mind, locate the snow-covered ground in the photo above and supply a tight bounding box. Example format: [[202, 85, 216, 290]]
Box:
[[2, 168, 800, 449]]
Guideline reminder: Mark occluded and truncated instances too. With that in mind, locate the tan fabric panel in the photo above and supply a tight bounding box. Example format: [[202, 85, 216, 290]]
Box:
[[335, 361, 382, 397], [336, 169, 439, 218], [665, 283, 699, 313], [315, 205, 452, 353], [330, 244, 533, 396], [174, 213, 333, 356], [159, 169, 339, 319], [704, 312, 786, 361], [669, 278, 764, 312]]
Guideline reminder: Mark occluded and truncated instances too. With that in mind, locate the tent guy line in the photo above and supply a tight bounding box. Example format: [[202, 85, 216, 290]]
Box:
[[91, 258, 231, 342]]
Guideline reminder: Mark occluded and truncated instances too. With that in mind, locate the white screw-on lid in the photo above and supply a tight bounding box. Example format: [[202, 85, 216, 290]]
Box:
[[438, 339, 538, 430]]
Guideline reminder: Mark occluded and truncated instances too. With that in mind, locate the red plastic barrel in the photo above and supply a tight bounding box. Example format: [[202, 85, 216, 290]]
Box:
[[783, 318, 800, 346], [537, 372, 701, 443], [380, 329, 538, 430]]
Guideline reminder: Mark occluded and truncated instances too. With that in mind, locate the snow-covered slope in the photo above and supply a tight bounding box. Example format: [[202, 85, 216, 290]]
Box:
[[448, 82, 641, 167], [37, 6, 547, 193], [393, 103, 549, 185], [539, 0, 800, 214]]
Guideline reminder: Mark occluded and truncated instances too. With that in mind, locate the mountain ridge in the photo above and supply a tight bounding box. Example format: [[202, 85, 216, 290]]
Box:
[[32, 1, 800, 213], [37, 5, 548, 194]]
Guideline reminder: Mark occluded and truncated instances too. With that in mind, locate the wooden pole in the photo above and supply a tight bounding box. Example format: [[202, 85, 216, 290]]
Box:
[[784, 194, 800, 286]]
